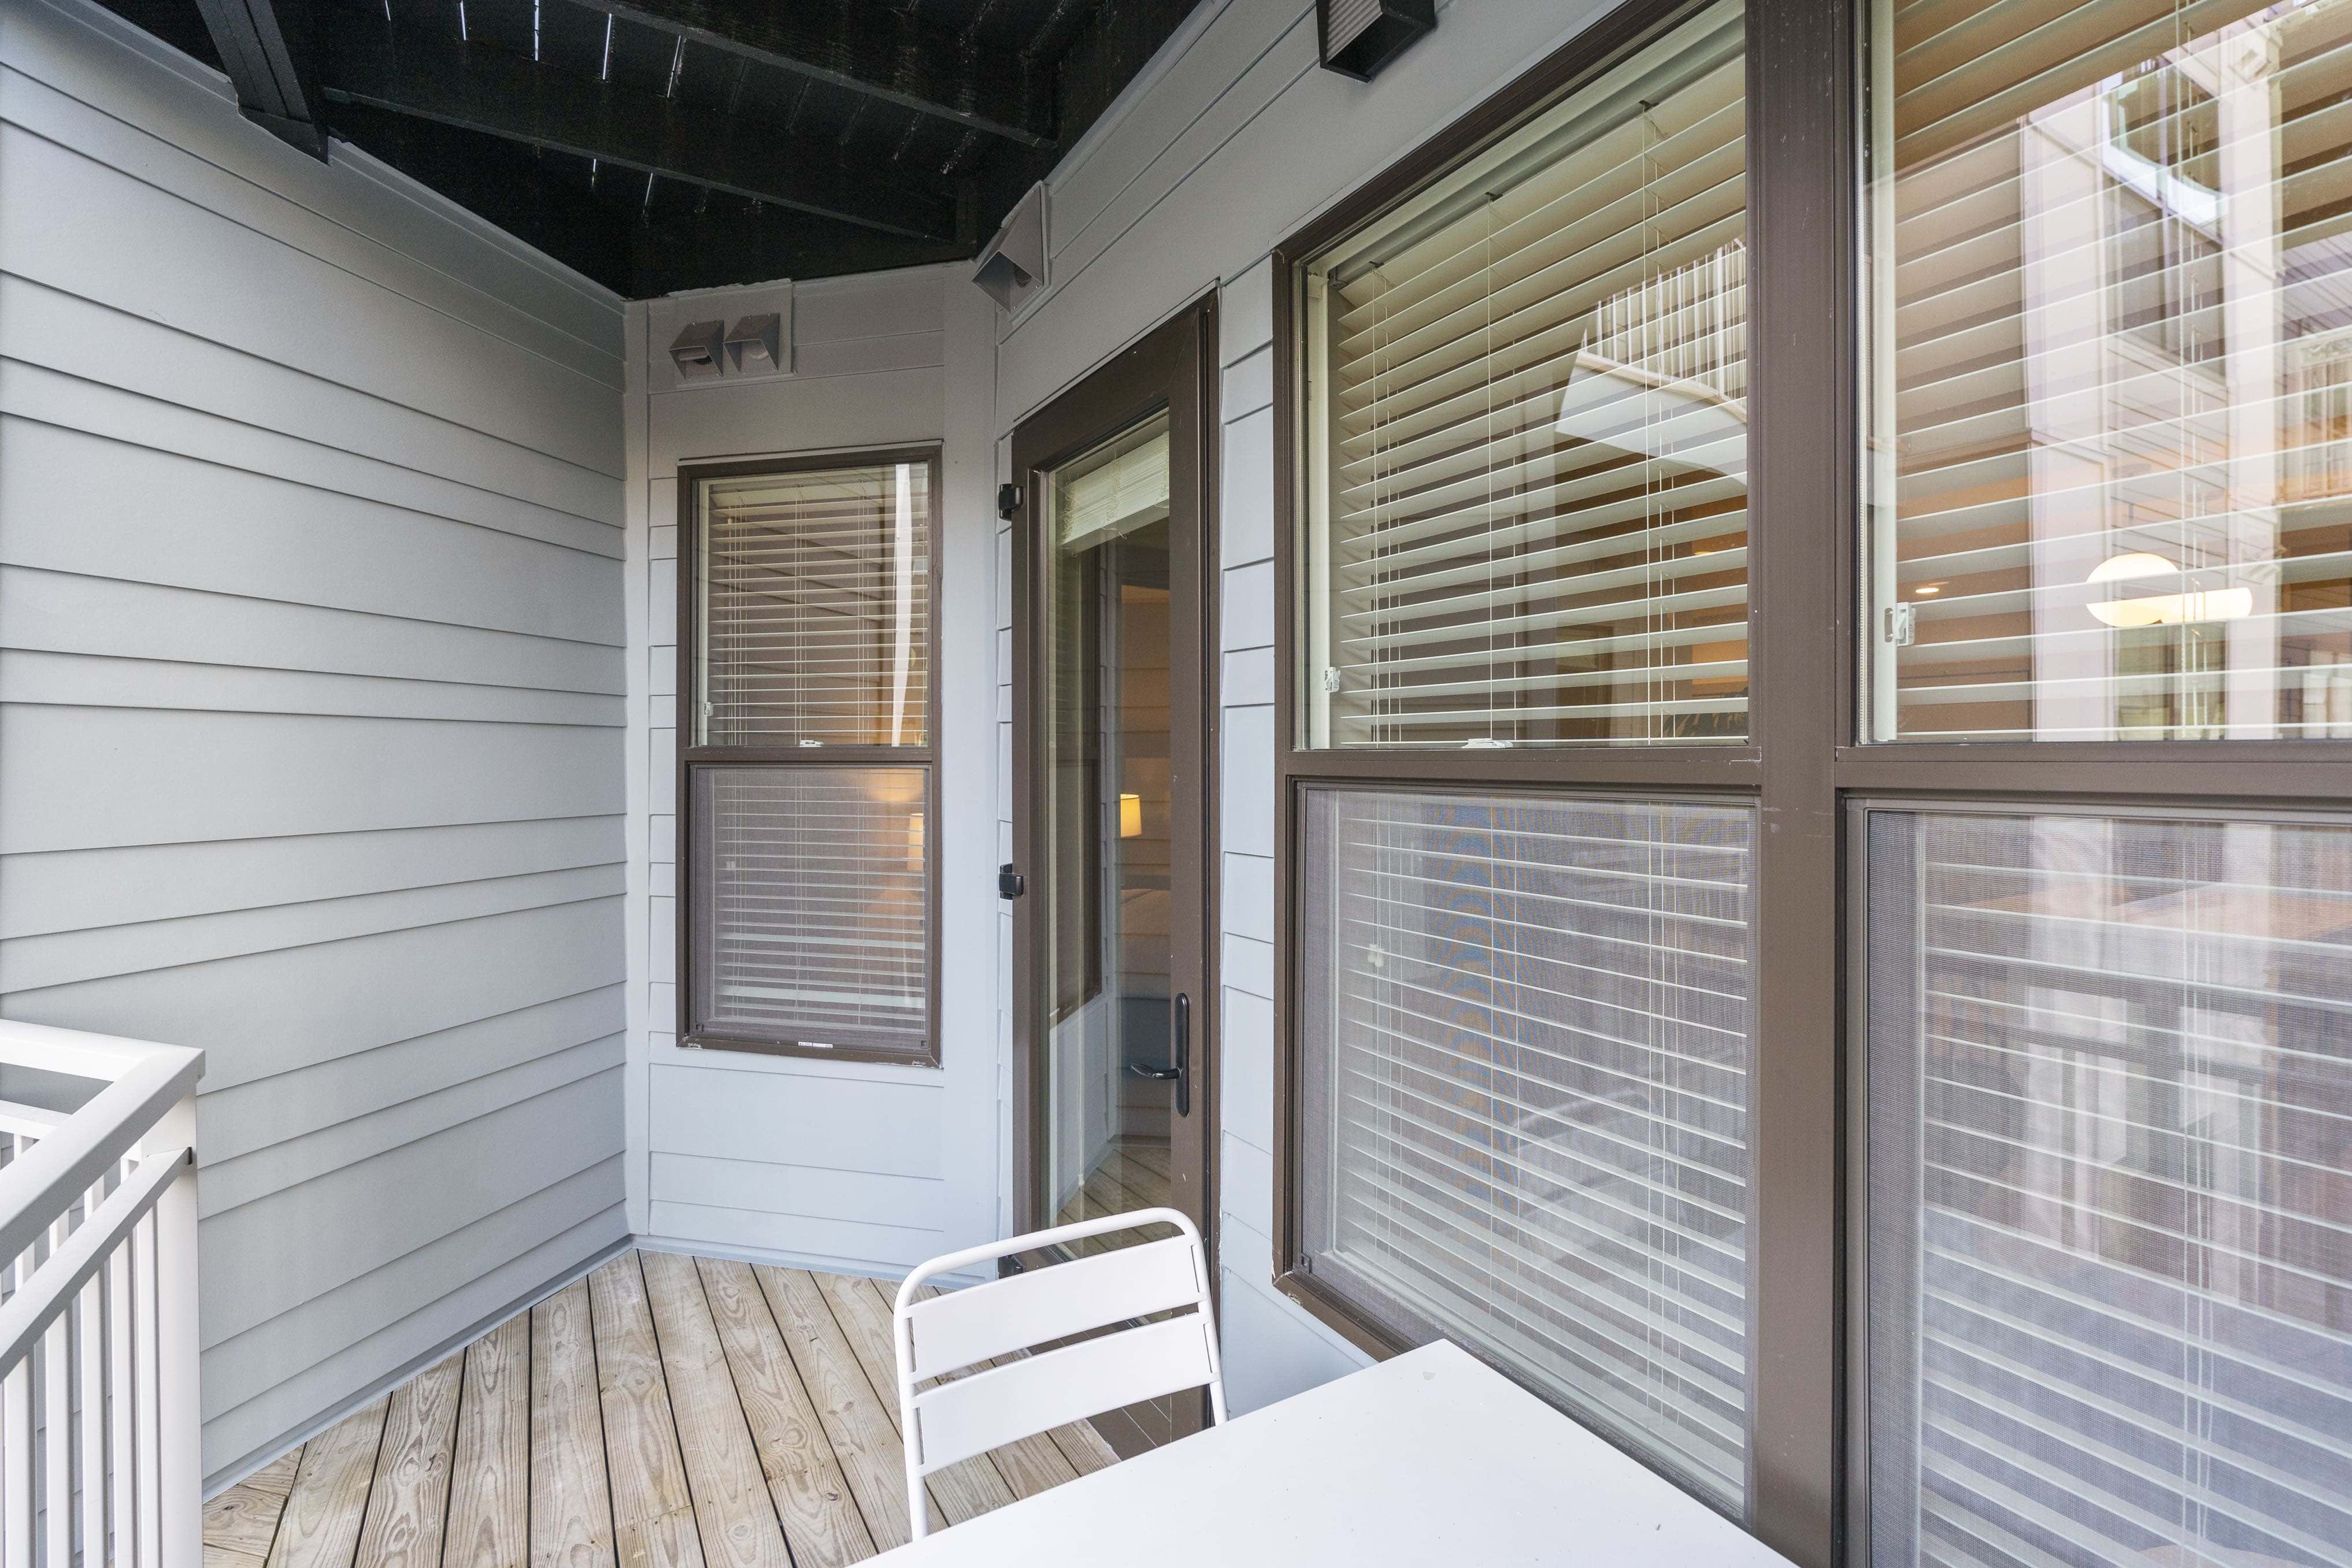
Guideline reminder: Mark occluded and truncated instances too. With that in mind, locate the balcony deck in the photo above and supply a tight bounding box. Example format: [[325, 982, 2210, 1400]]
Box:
[[201, 1251, 1117, 1568]]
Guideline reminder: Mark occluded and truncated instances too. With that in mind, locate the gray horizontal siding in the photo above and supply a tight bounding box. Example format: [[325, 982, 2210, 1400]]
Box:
[[0, 0, 628, 1485]]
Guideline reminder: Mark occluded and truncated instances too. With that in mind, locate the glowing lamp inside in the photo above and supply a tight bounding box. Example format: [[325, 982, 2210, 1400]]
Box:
[[2086, 551, 2253, 628], [1119, 793, 1143, 839]]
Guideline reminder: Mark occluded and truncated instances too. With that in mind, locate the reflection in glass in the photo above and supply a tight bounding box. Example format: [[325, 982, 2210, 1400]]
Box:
[[1299, 787, 1754, 1510], [1042, 413, 1180, 1241], [1298, 1, 1747, 748], [690, 765, 929, 1058], [697, 462, 929, 747], [1866, 809, 2352, 1567], [1868, 1, 2352, 740]]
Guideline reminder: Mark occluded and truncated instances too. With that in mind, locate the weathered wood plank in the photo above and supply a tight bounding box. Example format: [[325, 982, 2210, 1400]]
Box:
[[754, 1266, 935, 1549], [446, 1314, 530, 1568], [265, 1398, 388, 1568], [245, 1450, 305, 1499], [353, 1354, 463, 1568], [886, 1281, 1077, 1502], [204, 1479, 292, 1560], [638, 1252, 791, 1568], [812, 1271, 1017, 1525], [587, 1254, 705, 1568], [696, 1258, 874, 1567], [530, 1280, 616, 1568]]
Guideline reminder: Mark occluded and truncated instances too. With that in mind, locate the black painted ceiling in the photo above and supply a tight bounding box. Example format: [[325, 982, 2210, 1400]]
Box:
[[103, 0, 1199, 296]]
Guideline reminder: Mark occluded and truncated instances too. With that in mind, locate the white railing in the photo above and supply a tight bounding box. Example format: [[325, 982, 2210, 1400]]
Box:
[[0, 1022, 202, 1568]]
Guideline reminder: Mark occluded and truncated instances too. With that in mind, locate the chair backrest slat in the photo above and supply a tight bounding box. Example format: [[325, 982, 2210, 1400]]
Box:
[[902, 1235, 1201, 1380], [890, 1205, 1229, 1541], [908, 1315, 1216, 1476]]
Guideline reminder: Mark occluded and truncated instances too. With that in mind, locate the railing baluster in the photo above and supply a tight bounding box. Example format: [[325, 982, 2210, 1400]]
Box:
[[6, 1359, 31, 1568], [43, 1200, 74, 1568], [130, 1217, 157, 1568], [106, 1229, 133, 1568], [43, 1320, 68, 1568], [77, 1272, 103, 1568]]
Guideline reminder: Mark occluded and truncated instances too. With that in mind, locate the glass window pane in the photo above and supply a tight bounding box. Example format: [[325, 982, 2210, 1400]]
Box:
[[689, 765, 930, 1059], [1298, 1, 1747, 748], [1299, 786, 1754, 1510], [1865, 2, 2352, 741], [1865, 808, 2352, 1566], [696, 461, 931, 747], [1038, 411, 1180, 1229]]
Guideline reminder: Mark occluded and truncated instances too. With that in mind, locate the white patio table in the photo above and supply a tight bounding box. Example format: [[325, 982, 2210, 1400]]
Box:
[[873, 1339, 1803, 1566]]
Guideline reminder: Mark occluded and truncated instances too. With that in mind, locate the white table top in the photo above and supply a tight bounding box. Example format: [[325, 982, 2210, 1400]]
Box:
[[873, 1341, 1799, 1566]]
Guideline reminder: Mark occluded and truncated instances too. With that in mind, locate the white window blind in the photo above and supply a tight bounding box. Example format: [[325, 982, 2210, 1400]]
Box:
[[1299, 787, 1754, 1510], [1056, 422, 1171, 551], [691, 766, 929, 1058], [1866, 809, 2352, 1568], [698, 461, 929, 748], [1868, 0, 2352, 740], [1300, 0, 1747, 748]]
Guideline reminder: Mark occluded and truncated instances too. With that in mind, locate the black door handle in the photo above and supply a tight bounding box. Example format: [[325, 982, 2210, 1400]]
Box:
[[1127, 992, 1191, 1117]]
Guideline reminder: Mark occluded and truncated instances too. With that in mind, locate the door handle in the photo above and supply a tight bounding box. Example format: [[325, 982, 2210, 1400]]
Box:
[[1127, 992, 1191, 1117]]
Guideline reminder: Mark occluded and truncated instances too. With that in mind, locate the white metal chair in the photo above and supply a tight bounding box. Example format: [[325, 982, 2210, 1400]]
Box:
[[890, 1206, 1227, 1540]]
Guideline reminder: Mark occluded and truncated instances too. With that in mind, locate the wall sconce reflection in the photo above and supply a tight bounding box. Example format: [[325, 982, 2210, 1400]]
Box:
[[2086, 551, 2253, 628]]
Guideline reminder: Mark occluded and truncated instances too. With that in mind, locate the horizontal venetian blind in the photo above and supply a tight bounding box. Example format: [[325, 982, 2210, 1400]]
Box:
[[691, 766, 929, 1058], [1057, 422, 1171, 551], [1874, 0, 2352, 740], [1867, 809, 2352, 1568], [1299, 787, 1754, 1510], [699, 461, 929, 747], [1303, 0, 1747, 748]]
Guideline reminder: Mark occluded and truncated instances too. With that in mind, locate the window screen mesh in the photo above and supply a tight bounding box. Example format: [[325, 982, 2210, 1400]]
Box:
[[1867, 0, 2352, 741], [698, 461, 930, 747], [1299, 787, 1754, 1509], [690, 766, 929, 1058], [1865, 809, 2352, 1568], [1300, 0, 1747, 748]]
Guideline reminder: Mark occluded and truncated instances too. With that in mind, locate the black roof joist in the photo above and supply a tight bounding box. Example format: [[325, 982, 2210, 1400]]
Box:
[[319, 16, 961, 241], [193, 0, 328, 157], [584, 0, 1058, 151]]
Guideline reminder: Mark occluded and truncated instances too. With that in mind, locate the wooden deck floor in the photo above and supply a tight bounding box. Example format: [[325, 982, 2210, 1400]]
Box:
[[202, 1251, 1117, 1568]]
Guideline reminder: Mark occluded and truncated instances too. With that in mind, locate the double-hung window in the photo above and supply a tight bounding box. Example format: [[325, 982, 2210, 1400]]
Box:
[[1278, 0, 2352, 1561], [1280, 0, 1762, 1520], [677, 451, 940, 1065], [1860, 3, 2352, 1564]]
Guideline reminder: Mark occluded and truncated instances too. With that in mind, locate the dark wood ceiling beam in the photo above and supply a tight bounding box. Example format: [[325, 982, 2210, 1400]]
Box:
[[318, 20, 961, 242], [193, 0, 328, 158], [583, 0, 1060, 151]]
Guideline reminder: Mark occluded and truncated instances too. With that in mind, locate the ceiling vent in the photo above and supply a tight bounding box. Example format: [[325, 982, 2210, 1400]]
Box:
[[1317, 0, 1435, 81]]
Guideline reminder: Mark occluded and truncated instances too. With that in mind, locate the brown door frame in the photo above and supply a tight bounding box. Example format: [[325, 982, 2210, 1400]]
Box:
[[1006, 292, 1221, 1441]]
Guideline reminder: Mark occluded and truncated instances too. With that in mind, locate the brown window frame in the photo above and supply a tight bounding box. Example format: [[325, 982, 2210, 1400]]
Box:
[[1272, 2, 2352, 1565], [674, 447, 947, 1068]]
